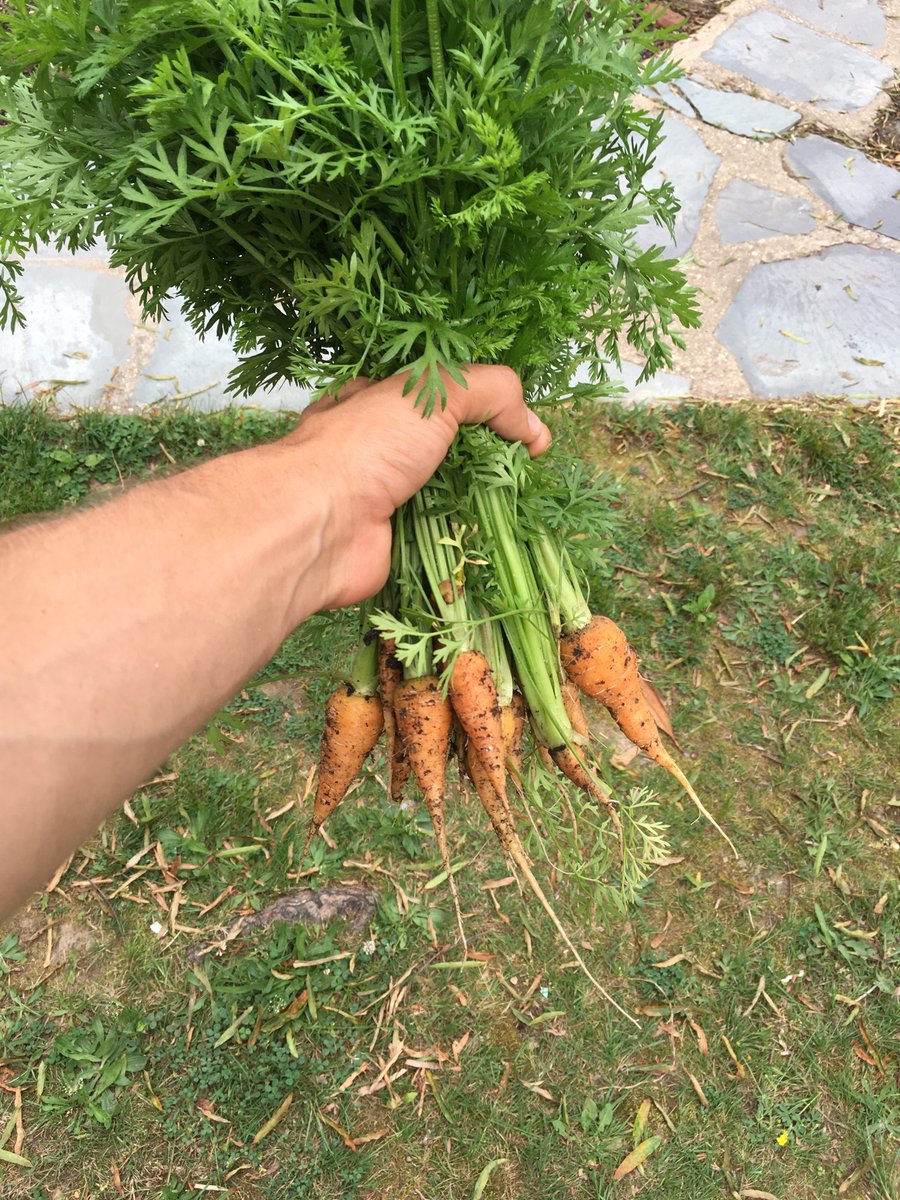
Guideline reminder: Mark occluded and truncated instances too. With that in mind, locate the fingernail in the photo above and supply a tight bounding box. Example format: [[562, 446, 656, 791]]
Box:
[[526, 408, 542, 438]]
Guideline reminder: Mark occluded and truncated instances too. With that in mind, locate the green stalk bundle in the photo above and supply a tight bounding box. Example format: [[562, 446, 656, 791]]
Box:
[[0, 2, 710, 945]]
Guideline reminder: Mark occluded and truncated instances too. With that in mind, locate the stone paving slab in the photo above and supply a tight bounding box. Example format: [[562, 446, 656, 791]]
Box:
[[633, 114, 722, 259], [0, 265, 133, 407], [785, 135, 900, 242], [716, 243, 900, 400], [131, 298, 312, 412], [675, 77, 800, 138], [703, 10, 891, 112], [715, 180, 816, 243], [771, 0, 885, 48]]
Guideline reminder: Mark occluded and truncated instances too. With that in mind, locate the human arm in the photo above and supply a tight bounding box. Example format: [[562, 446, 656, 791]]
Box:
[[0, 366, 550, 920]]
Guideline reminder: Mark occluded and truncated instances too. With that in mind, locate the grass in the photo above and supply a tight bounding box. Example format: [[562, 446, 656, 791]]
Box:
[[0, 397, 897, 1200]]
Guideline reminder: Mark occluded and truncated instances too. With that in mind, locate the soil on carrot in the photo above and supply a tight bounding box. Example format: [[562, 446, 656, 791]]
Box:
[[1, 397, 897, 1200]]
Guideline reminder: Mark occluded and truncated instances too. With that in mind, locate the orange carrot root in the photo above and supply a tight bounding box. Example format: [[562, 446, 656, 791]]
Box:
[[561, 615, 735, 856], [466, 739, 518, 852], [394, 676, 466, 947], [536, 742, 555, 774], [448, 649, 507, 804], [303, 684, 383, 856], [501, 693, 527, 789]]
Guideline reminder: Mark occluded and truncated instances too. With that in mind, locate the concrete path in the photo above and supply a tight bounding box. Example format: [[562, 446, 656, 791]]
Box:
[[0, 0, 897, 412]]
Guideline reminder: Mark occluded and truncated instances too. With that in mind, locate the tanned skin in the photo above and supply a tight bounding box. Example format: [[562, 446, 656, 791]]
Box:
[[0, 366, 550, 920]]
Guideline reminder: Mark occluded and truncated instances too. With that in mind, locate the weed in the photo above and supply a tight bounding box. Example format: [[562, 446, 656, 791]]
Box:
[[42, 1015, 147, 1130]]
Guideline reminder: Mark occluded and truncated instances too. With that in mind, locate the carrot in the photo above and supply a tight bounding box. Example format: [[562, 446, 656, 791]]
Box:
[[303, 683, 383, 856], [448, 649, 507, 804], [393, 676, 465, 946], [501, 692, 526, 785], [466, 739, 517, 849], [377, 636, 411, 802], [561, 615, 735, 856]]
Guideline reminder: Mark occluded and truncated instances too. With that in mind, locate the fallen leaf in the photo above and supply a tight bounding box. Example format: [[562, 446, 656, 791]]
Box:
[[350, 1128, 388, 1148], [318, 1109, 356, 1151], [685, 1071, 709, 1108], [649, 910, 672, 950], [639, 678, 677, 743], [253, 1093, 293, 1144], [0, 1149, 33, 1167], [652, 953, 689, 969], [722, 1035, 747, 1079], [632, 1098, 651, 1145], [481, 876, 515, 891], [472, 1158, 507, 1200], [688, 1019, 708, 1056], [196, 1098, 230, 1125], [613, 1136, 663, 1180]]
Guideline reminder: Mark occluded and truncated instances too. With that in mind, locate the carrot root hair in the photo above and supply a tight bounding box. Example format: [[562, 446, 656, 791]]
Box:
[[505, 835, 638, 1026]]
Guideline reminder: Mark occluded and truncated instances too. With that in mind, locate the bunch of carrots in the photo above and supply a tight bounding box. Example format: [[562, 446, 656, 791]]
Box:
[[303, 426, 733, 1002], [0, 0, 711, 999]]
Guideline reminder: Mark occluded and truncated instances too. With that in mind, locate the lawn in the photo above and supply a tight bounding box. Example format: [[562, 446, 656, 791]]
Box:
[[0, 397, 897, 1200]]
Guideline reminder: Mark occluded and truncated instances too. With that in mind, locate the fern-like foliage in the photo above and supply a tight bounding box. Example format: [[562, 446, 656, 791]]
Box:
[[0, 0, 697, 411]]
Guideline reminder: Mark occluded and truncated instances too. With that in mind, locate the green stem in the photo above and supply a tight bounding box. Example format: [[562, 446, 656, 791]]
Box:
[[474, 486, 572, 749], [484, 614, 514, 708], [425, 0, 446, 99], [394, 503, 431, 678], [390, 0, 407, 108], [522, 29, 549, 95], [348, 606, 379, 696], [411, 489, 470, 651], [530, 530, 592, 634]]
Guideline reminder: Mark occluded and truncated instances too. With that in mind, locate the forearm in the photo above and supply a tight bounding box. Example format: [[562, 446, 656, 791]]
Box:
[[0, 439, 333, 917]]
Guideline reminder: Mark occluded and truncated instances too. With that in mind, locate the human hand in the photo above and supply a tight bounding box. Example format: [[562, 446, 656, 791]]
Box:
[[282, 365, 552, 609]]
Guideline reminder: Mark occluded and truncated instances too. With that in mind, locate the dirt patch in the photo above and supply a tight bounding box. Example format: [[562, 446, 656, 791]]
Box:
[[8, 910, 97, 967], [256, 677, 307, 709], [867, 81, 900, 168], [1, 907, 129, 997], [653, 0, 731, 40], [186, 883, 379, 963]]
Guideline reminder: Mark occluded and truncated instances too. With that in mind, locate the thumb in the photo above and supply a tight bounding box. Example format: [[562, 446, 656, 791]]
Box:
[[445, 365, 552, 457]]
